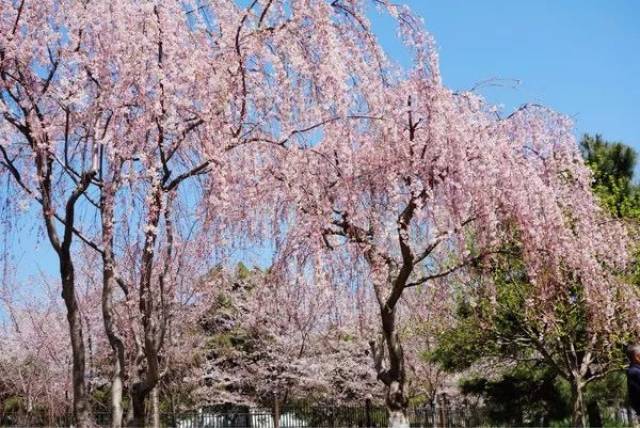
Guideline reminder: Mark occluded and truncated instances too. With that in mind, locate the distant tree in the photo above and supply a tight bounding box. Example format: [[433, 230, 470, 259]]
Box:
[[580, 134, 640, 218], [0, 283, 72, 425], [458, 364, 568, 426], [432, 239, 638, 427], [580, 134, 640, 287], [196, 265, 383, 428], [399, 285, 455, 406]]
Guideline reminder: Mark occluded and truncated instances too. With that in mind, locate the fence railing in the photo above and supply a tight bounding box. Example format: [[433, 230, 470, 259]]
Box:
[[2, 402, 638, 427], [164, 405, 467, 428], [0, 403, 484, 428]]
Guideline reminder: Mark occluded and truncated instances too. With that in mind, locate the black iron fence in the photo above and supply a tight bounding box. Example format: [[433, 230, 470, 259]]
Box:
[[2, 402, 639, 427], [161, 404, 485, 428], [0, 402, 484, 428]]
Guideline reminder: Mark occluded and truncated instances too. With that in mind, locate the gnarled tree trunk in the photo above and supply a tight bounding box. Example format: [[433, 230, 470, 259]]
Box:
[[130, 382, 147, 428], [60, 252, 93, 427], [48, 174, 96, 428], [101, 188, 126, 428], [130, 184, 164, 427], [151, 386, 161, 428], [570, 380, 587, 428], [372, 303, 409, 428]]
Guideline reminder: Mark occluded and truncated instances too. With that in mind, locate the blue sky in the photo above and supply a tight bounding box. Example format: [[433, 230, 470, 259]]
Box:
[[4, 1, 640, 283], [374, 0, 640, 151]]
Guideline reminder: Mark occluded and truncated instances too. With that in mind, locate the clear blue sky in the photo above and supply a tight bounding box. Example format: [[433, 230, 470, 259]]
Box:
[[5, 1, 640, 283], [374, 0, 640, 151]]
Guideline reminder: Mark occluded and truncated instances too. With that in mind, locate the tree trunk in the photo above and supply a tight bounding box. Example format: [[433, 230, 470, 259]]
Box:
[[384, 375, 409, 427], [101, 192, 126, 428], [170, 394, 177, 427], [25, 394, 32, 427], [125, 391, 134, 425], [272, 398, 281, 428], [388, 408, 409, 428], [571, 381, 588, 428], [131, 383, 147, 428], [129, 183, 163, 428], [60, 255, 93, 428], [377, 304, 409, 428], [128, 348, 160, 426], [109, 358, 124, 428], [102, 271, 125, 428], [151, 386, 160, 428]]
